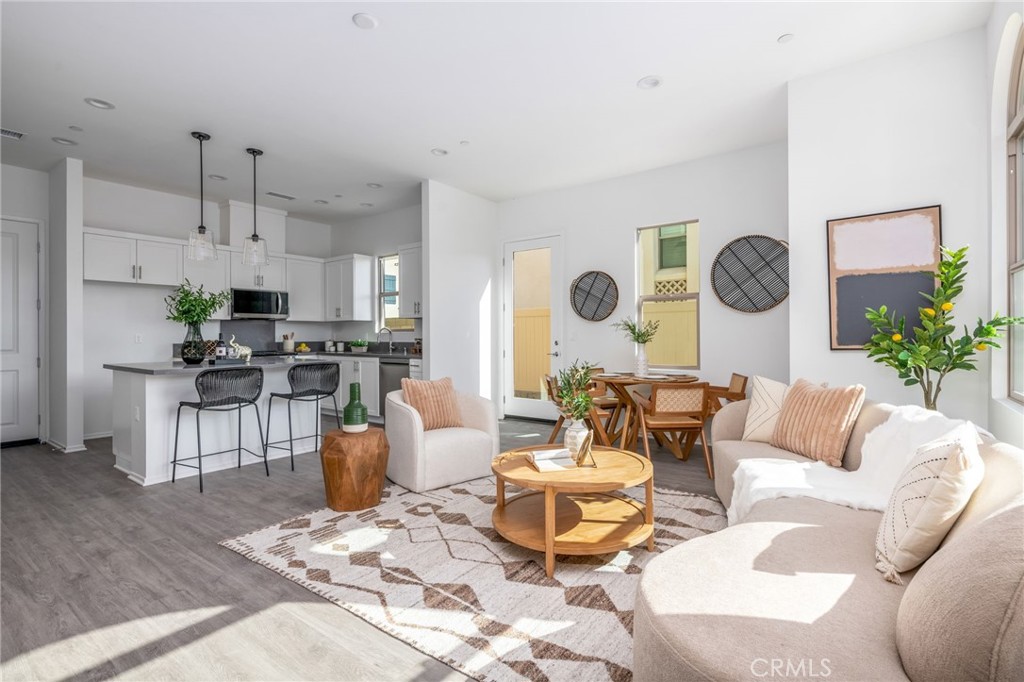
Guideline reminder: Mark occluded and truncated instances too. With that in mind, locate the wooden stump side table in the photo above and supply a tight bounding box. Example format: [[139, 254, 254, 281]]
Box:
[[320, 427, 390, 511]]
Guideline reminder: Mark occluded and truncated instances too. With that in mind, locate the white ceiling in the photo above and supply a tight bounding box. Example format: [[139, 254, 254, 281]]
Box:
[[1, 1, 995, 224]]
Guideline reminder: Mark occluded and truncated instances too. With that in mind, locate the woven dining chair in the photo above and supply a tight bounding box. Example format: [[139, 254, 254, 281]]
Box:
[[545, 373, 613, 446], [265, 362, 341, 471], [708, 373, 748, 415], [171, 366, 268, 493], [633, 381, 714, 478]]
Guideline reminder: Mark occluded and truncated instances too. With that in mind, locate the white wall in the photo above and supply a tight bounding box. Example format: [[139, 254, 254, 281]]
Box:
[[85, 177, 222, 241], [330, 203, 423, 343], [986, 7, 1023, 447], [789, 29, 991, 426], [424, 181, 499, 398], [286, 216, 333, 258], [497, 141, 790, 392], [48, 159, 86, 452], [2, 165, 49, 223]]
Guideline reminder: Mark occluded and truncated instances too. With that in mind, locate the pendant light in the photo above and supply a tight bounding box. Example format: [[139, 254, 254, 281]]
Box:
[[241, 147, 270, 267], [187, 131, 218, 261]]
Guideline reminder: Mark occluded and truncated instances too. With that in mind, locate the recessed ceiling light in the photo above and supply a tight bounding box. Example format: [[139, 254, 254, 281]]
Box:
[[352, 13, 379, 29], [360, 203, 374, 208], [431, 148, 449, 156], [51, 137, 78, 146], [334, 194, 344, 198], [777, 33, 795, 44], [68, 125, 84, 132], [314, 199, 329, 204], [636, 75, 662, 90], [84, 97, 115, 110], [459, 140, 470, 146], [208, 174, 227, 181], [367, 182, 383, 189]]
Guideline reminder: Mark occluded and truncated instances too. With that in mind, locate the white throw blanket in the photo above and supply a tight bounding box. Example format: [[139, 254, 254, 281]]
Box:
[[728, 405, 970, 525]]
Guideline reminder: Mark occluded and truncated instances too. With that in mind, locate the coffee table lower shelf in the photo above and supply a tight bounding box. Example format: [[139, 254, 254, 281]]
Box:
[[492, 491, 654, 572]]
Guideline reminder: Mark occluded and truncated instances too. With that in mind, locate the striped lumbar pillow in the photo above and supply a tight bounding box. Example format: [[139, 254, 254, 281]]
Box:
[[875, 422, 984, 584], [741, 376, 791, 442], [401, 376, 463, 431], [770, 378, 865, 467]]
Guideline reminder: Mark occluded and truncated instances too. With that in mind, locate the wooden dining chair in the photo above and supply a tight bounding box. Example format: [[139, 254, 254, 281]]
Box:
[[708, 373, 748, 415], [588, 367, 623, 435], [545, 373, 613, 446], [633, 381, 714, 478]]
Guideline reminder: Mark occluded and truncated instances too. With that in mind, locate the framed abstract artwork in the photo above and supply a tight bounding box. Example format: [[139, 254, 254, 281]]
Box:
[[827, 205, 942, 350]]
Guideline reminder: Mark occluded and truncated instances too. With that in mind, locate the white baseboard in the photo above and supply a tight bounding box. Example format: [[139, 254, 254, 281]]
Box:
[[85, 431, 113, 441]]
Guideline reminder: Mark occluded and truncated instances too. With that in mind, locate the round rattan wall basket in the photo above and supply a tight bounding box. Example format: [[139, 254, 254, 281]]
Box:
[[711, 235, 789, 313], [570, 270, 619, 321]]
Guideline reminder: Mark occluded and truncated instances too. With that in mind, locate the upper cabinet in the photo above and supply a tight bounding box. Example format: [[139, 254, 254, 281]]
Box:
[[182, 252, 231, 320], [84, 231, 182, 286], [230, 251, 286, 290], [324, 254, 373, 321], [398, 243, 422, 318], [286, 257, 325, 322]]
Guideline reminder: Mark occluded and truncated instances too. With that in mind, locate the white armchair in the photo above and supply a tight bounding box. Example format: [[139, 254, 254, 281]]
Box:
[[384, 389, 500, 492]]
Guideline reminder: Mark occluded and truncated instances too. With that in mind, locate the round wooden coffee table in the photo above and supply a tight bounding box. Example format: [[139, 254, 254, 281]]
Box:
[[491, 444, 654, 577]]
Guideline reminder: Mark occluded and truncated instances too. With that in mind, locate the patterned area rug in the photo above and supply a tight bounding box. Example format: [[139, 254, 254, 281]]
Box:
[[221, 477, 726, 681]]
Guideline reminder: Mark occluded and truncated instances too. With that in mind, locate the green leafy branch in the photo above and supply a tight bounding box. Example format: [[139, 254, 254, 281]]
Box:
[[165, 279, 230, 326], [557, 359, 596, 421], [612, 317, 660, 344]]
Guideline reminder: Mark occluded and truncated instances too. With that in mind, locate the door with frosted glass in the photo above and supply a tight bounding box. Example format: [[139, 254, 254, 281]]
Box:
[[503, 237, 562, 419]]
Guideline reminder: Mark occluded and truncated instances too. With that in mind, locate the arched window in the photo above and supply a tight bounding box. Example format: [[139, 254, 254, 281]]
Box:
[[1009, 27, 1024, 404]]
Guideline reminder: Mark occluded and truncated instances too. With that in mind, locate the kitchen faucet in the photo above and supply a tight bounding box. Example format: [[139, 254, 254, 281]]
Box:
[[377, 327, 394, 353]]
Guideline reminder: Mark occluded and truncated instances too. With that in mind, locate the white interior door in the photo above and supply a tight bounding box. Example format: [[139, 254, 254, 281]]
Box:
[[1, 219, 40, 444], [503, 236, 563, 419]]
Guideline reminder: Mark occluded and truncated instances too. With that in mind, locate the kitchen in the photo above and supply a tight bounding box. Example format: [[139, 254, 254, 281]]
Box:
[[82, 174, 426, 482]]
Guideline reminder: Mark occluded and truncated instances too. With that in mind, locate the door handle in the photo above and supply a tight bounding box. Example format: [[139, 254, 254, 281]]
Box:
[[131, 264, 136, 279], [276, 291, 282, 314], [138, 265, 142, 280], [548, 351, 560, 357]]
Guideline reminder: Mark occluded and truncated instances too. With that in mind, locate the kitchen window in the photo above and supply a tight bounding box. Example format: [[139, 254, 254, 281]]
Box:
[[379, 254, 415, 331], [637, 221, 700, 369]]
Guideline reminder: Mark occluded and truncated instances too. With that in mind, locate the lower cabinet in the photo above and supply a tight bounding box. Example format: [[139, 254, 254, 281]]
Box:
[[330, 357, 380, 418]]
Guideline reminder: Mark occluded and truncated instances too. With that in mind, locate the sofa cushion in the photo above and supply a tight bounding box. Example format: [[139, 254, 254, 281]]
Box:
[[741, 376, 790, 442], [712, 439, 810, 506], [875, 422, 984, 583], [634, 497, 910, 682], [897, 505, 1024, 682], [400, 377, 462, 431], [771, 379, 866, 467]]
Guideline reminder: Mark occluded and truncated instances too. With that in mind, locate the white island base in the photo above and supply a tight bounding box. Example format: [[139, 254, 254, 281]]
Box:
[[107, 358, 340, 486]]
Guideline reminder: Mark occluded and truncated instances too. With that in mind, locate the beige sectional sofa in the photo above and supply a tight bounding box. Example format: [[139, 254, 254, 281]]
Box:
[[634, 399, 1024, 682]]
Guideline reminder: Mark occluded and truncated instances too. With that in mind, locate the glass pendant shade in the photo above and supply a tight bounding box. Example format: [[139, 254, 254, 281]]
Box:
[[241, 234, 269, 266], [188, 225, 218, 261], [186, 131, 216, 262]]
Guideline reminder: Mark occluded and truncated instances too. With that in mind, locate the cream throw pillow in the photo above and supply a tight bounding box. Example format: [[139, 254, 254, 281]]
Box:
[[875, 422, 985, 584], [401, 377, 463, 431], [770, 379, 865, 466], [741, 376, 790, 442]]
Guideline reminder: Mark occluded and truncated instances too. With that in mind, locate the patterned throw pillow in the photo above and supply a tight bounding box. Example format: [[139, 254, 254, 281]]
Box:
[[741, 376, 790, 442], [875, 422, 985, 584], [770, 379, 865, 467], [401, 377, 463, 431]]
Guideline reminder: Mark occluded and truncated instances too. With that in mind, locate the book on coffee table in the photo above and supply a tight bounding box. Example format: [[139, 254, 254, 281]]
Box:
[[526, 448, 576, 472]]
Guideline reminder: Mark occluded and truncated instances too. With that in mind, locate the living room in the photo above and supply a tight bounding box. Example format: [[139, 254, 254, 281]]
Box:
[[1, 2, 1022, 681]]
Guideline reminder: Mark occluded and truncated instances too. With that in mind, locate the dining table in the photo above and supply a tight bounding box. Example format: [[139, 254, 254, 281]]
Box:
[[589, 372, 699, 452]]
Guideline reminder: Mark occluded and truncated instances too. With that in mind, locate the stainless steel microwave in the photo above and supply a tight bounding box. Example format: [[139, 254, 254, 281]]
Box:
[[231, 289, 289, 320]]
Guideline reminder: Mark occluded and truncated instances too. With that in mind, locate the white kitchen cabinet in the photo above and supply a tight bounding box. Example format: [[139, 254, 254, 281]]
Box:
[[84, 231, 182, 286], [398, 243, 422, 318], [331, 357, 380, 418], [230, 251, 286, 290], [324, 254, 373, 321], [182, 251, 232, 320], [286, 257, 325, 321]]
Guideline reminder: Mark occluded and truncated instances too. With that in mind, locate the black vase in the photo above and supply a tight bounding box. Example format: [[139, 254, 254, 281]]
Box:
[[181, 323, 205, 365]]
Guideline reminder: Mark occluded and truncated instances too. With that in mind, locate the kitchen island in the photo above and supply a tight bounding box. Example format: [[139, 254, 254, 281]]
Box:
[[105, 356, 342, 486]]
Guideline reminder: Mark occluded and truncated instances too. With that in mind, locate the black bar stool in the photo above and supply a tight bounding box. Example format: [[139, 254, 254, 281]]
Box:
[[265, 362, 341, 470], [171, 367, 267, 492]]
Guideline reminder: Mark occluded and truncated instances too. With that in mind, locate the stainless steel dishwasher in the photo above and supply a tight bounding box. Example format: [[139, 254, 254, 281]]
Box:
[[379, 359, 410, 415]]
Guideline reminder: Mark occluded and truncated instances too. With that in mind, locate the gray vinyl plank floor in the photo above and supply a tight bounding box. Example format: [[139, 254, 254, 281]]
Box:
[[0, 418, 717, 681]]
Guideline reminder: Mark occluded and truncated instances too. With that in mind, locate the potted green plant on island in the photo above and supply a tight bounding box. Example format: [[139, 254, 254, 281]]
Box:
[[349, 339, 369, 353], [556, 360, 596, 458], [864, 245, 1023, 411], [612, 317, 660, 377], [165, 280, 231, 365]]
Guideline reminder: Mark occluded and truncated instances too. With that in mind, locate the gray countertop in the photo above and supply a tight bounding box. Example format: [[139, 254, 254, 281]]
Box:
[[105, 352, 421, 376]]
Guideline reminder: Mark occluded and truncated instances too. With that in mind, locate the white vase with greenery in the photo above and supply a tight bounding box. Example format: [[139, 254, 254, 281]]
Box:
[[612, 317, 659, 377], [556, 360, 596, 459]]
